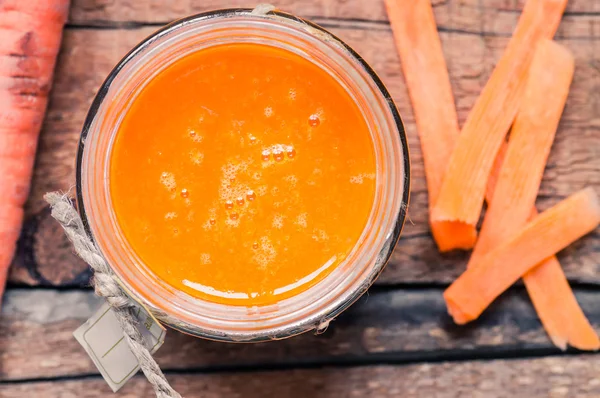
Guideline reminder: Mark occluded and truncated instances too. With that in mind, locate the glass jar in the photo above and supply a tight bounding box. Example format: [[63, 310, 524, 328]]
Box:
[[76, 8, 409, 342]]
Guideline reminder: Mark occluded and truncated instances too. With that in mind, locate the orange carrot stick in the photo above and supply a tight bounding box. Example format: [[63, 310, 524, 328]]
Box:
[[430, 0, 568, 251], [444, 187, 600, 325], [525, 258, 600, 350], [384, 0, 461, 250], [467, 40, 599, 350], [469, 39, 574, 265], [0, 0, 70, 302], [488, 145, 599, 350]]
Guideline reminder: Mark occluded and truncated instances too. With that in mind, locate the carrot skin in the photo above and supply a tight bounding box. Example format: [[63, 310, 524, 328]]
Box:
[[0, 0, 70, 24], [0, 0, 70, 303], [431, 0, 568, 251], [0, 54, 56, 83], [444, 188, 600, 324]]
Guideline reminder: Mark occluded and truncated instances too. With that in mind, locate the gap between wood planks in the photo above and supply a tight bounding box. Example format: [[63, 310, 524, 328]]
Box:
[[2, 286, 600, 384], [63, 17, 599, 41], [0, 347, 596, 386]]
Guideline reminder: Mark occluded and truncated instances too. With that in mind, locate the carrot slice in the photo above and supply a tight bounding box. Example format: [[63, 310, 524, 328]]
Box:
[[384, 0, 461, 250], [487, 143, 599, 350], [430, 0, 568, 251], [525, 258, 600, 350], [0, 0, 69, 303], [469, 39, 574, 264], [467, 40, 599, 349], [444, 187, 600, 324]]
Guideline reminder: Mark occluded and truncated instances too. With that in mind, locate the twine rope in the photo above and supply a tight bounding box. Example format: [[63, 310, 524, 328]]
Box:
[[45, 192, 182, 398]]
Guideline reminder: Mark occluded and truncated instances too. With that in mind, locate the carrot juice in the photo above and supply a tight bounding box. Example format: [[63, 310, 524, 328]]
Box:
[[109, 43, 377, 306]]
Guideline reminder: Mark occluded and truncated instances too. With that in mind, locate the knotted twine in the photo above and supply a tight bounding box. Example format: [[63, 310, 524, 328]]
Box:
[[45, 192, 182, 398]]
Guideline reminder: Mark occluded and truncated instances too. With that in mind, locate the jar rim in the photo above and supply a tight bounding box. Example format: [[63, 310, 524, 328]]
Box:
[[76, 8, 410, 342]]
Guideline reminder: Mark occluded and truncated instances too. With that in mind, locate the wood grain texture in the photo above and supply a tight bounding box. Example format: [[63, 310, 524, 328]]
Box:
[[2, 288, 600, 381], [9, 4, 599, 286], [67, 0, 599, 25], [3, 357, 600, 397]]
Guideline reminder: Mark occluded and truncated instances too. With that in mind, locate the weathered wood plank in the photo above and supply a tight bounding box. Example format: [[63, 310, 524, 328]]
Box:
[[3, 356, 600, 397], [2, 288, 600, 381], [9, 12, 599, 286], [67, 0, 599, 26]]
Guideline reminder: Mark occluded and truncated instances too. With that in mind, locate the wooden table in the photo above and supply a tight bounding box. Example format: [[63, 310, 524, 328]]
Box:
[[2, 0, 599, 396]]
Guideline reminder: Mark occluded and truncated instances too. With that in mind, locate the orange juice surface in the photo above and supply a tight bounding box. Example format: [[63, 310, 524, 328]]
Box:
[[110, 43, 376, 305]]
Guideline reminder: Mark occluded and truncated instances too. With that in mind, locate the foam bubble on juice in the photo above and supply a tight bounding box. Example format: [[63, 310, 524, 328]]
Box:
[[286, 146, 296, 159], [264, 107, 273, 118], [188, 129, 203, 143], [272, 214, 284, 229], [312, 229, 329, 242], [261, 149, 271, 162], [308, 114, 320, 127], [253, 236, 277, 269], [284, 175, 298, 187], [164, 212, 177, 220], [262, 144, 295, 166], [225, 217, 240, 228], [219, 160, 254, 204], [350, 173, 376, 184], [256, 185, 268, 196], [200, 253, 212, 265], [190, 150, 204, 165], [160, 172, 176, 191], [295, 213, 307, 228], [273, 147, 284, 162], [350, 175, 364, 184], [288, 88, 296, 100], [202, 208, 217, 230]]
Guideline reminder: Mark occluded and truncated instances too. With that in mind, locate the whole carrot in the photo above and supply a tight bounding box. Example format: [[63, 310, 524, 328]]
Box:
[[0, 0, 70, 302]]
